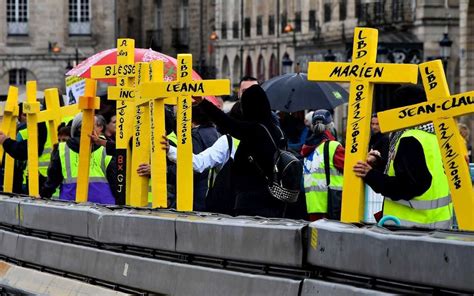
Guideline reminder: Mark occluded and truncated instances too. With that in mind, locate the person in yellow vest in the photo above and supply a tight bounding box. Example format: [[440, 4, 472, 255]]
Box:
[[354, 85, 452, 229], [40, 114, 117, 204], [0, 119, 48, 195], [301, 110, 344, 221]]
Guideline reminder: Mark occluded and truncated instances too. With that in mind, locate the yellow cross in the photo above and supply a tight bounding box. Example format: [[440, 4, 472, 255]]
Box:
[[307, 27, 418, 223], [134, 61, 169, 208], [129, 62, 152, 207], [75, 79, 101, 202], [38, 88, 80, 146], [23, 81, 42, 197], [91, 38, 135, 205], [1, 86, 19, 192], [378, 60, 474, 230], [132, 61, 170, 208], [141, 54, 230, 211]]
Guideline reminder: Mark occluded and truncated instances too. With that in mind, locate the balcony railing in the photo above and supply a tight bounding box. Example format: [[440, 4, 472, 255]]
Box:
[[172, 27, 189, 48], [147, 29, 163, 51], [357, 0, 414, 27]]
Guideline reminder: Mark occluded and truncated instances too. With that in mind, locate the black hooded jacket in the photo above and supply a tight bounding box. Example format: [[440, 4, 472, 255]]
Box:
[[40, 137, 117, 201], [199, 85, 286, 215]]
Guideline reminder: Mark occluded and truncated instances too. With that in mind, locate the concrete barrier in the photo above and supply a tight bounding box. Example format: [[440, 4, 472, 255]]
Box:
[[307, 220, 474, 292]]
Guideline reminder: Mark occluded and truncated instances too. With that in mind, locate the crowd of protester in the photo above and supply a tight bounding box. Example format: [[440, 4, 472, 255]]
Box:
[[0, 77, 470, 229]]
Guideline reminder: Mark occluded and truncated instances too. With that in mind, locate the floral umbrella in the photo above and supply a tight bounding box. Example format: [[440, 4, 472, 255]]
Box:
[[66, 48, 221, 107]]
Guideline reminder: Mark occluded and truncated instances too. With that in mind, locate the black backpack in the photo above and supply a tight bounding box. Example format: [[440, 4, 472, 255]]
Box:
[[251, 124, 302, 203]]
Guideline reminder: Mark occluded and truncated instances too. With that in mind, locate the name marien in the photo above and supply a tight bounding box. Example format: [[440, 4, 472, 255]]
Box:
[[329, 65, 384, 78]]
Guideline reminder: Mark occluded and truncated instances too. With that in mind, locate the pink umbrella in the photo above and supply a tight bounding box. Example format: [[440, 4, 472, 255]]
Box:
[[66, 48, 221, 107]]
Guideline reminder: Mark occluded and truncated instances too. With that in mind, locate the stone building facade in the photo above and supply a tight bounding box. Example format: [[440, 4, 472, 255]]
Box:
[[0, 0, 116, 99], [214, 0, 460, 101], [116, 0, 217, 78], [213, 0, 468, 137]]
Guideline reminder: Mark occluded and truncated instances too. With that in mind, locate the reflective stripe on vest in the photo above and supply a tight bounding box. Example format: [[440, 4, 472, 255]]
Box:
[[304, 140, 343, 214], [383, 129, 452, 229], [58, 142, 114, 203]]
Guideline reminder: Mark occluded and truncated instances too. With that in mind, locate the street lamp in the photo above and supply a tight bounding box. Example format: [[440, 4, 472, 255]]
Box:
[[439, 32, 453, 72]]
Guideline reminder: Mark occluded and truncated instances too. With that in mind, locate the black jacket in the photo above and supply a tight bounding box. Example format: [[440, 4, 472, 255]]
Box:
[[40, 137, 118, 201], [199, 85, 286, 216], [3, 122, 47, 160], [2, 122, 48, 194], [368, 132, 390, 171], [364, 135, 432, 201]]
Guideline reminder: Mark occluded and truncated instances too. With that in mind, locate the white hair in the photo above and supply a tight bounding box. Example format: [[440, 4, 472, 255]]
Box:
[[304, 111, 314, 127], [311, 121, 334, 134]]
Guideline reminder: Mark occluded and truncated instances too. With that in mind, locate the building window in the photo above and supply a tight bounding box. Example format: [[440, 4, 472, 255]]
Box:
[[69, 0, 91, 35], [221, 22, 227, 39], [355, 0, 361, 19], [294, 11, 301, 32], [281, 12, 287, 33], [232, 20, 239, 38], [324, 1, 332, 23], [244, 17, 251, 37], [339, 0, 347, 21], [268, 15, 275, 35], [392, 0, 404, 22], [7, 0, 28, 35], [180, 0, 189, 28], [9, 69, 27, 86], [373, 1, 384, 22], [155, 0, 162, 29], [256, 16, 263, 36], [309, 10, 317, 31]]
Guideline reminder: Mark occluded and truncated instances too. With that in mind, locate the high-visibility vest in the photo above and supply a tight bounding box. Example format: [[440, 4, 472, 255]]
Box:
[[383, 129, 452, 229], [18, 125, 52, 178], [304, 140, 343, 214], [58, 142, 115, 204]]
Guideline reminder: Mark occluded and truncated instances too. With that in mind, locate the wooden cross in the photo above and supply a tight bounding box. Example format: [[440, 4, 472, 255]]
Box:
[[38, 88, 80, 146], [91, 38, 136, 205], [141, 54, 230, 211], [23, 81, 42, 196], [129, 62, 152, 207], [307, 27, 418, 223], [75, 79, 101, 202], [134, 60, 169, 208], [377, 60, 474, 231], [1, 86, 19, 192]]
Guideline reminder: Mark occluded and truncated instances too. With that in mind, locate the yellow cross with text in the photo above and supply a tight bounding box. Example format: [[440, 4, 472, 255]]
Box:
[[378, 60, 474, 230], [134, 60, 169, 208], [141, 54, 230, 211], [128, 62, 152, 207], [38, 88, 80, 145], [308, 27, 418, 223], [91, 38, 135, 205], [1, 86, 19, 192], [23, 81, 42, 197], [75, 79, 101, 202]]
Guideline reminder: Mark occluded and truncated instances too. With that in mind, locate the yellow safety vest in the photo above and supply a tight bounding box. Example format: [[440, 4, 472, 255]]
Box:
[[58, 142, 115, 204], [304, 141, 344, 214], [383, 129, 452, 229]]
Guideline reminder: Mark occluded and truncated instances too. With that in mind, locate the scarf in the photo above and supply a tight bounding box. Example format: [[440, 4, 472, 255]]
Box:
[[384, 123, 435, 174]]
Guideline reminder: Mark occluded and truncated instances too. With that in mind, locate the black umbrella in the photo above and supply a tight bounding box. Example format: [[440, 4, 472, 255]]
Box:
[[261, 72, 348, 112]]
